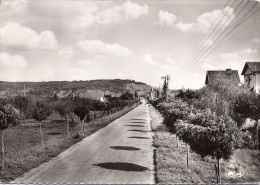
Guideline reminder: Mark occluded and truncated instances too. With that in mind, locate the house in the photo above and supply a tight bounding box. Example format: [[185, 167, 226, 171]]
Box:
[[241, 62, 260, 93], [150, 87, 160, 100], [205, 69, 240, 86], [80, 90, 105, 102]]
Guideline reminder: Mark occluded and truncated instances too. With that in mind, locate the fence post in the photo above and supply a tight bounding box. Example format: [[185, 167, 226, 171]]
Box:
[[256, 120, 259, 150]]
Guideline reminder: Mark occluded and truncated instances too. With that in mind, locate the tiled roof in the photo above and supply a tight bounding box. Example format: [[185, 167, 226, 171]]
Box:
[[205, 69, 240, 85], [80, 90, 104, 100], [241, 62, 260, 75]]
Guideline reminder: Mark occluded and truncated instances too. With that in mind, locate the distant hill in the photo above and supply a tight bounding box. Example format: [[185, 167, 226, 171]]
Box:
[[0, 79, 151, 98]]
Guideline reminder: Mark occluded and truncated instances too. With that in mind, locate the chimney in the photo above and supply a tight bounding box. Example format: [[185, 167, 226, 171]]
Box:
[[226, 69, 231, 71]]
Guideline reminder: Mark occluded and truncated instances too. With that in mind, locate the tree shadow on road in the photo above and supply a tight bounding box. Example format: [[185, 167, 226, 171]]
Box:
[[128, 136, 150, 139], [125, 125, 145, 127], [131, 119, 147, 121], [109, 146, 141, 151], [128, 129, 150, 133], [94, 162, 148, 171]]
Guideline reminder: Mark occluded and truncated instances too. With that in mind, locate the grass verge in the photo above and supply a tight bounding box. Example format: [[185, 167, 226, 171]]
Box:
[[0, 105, 137, 182], [149, 104, 260, 183]]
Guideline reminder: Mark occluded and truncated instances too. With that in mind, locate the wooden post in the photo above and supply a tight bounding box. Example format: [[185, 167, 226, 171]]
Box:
[[66, 114, 69, 137], [176, 136, 179, 148], [187, 144, 189, 169], [215, 164, 218, 183], [40, 122, 45, 149], [82, 119, 84, 131], [256, 120, 259, 150], [217, 159, 221, 183], [2, 130, 4, 170]]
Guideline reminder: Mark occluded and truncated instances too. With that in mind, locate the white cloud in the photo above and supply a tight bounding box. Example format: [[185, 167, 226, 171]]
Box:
[[203, 39, 213, 47], [57, 46, 75, 59], [243, 49, 258, 55], [0, 52, 27, 68], [158, 10, 176, 27], [175, 22, 194, 32], [202, 63, 216, 70], [77, 40, 132, 56], [97, 1, 148, 24], [76, 60, 92, 66], [176, 7, 234, 32], [0, 0, 28, 16], [165, 57, 176, 64], [0, 22, 58, 50], [28, 0, 148, 30], [253, 38, 260, 43], [142, 54, 158, 65]]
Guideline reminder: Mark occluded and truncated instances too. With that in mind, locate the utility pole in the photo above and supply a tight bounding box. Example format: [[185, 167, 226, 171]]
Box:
[[23, 84, 26, 96]]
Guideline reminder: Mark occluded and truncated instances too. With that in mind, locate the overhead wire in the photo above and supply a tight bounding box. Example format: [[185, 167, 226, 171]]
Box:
[[179, 0, 233, 69], [176, 2, 260, 81], [181, 0, 247, 74]]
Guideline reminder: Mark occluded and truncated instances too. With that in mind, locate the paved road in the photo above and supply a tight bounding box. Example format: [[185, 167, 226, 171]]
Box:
[[13, 104, 154, 184]]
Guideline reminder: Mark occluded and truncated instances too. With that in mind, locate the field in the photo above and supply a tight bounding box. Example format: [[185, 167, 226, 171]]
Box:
[[0, 105, 137, 182], [149, 105, 260, 184]]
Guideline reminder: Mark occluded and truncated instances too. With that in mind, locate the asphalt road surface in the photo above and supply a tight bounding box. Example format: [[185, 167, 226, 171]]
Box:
[[13, 103, 154, 184]]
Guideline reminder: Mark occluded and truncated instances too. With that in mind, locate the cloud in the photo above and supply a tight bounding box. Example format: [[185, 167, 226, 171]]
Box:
[[176, 7, 234, 32], [158, 10, 176, 27], [203, 39, 213, 47], [97, 1, 148, 24], [0, 22, 58, 50], [165, 57, 176, 64], [243, 49, 258, 55], [0, 0, 28, 16], [142, 54, 157, 65], [142, 55, 181, 73], [57, 46, 75, 59], [175, 22, 194, 32], [27, 0, 148, 31], [0, 52, 27, 68], [77, 40, 132, 56], [76, 60, 92, 66], [253, 38, 260, 43]]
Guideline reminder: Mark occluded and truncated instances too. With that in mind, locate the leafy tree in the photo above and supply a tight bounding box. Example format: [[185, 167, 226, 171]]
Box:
[[234, 92, 260, 149], [0, 105, 19, 170], [56, 100, 74, 136], [74, 106, 90, 131], [120, 92, 134, 101], [94, 102, 107, 111], [134, 91, 139, 100], [13, 96, 32, 120], [32, 101, 52, 149]]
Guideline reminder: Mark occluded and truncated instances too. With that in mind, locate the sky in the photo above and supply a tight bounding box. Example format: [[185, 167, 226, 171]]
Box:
[[0, 0, 260, 89]]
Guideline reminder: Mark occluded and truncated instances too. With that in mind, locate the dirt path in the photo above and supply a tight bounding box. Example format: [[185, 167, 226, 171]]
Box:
[[13, 104, 154, 184]]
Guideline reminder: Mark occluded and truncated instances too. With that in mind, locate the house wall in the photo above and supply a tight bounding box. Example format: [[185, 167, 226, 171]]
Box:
[[251, 73, 256, 87], [244, 67, 257, 87], [243, 66, 260, 93], [256, 73, 260, 93], [244, 67, 251, 86]]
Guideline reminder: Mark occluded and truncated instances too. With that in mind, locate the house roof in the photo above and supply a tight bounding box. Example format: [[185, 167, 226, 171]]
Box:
[[80, 90, 104, 100], [241, 62, 260, 75], [205, 69, 240, 85]]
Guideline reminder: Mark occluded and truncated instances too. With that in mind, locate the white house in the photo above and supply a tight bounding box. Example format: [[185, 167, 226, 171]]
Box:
[[241, 62, 260, 93]]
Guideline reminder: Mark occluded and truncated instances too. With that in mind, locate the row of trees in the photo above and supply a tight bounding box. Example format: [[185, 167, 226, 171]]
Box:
[[150, 99, 241, 183], [0, 92, 138, 171], [174, 72, 260, 149]]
